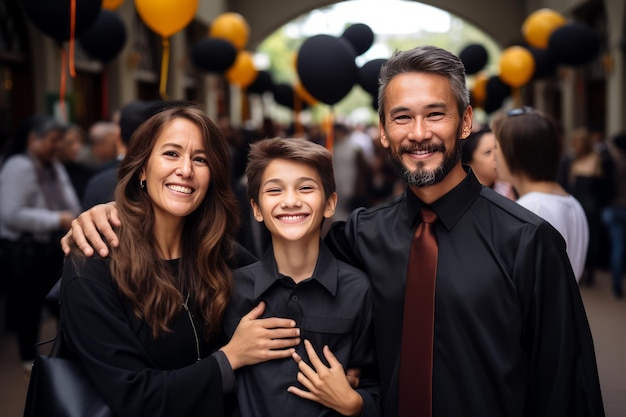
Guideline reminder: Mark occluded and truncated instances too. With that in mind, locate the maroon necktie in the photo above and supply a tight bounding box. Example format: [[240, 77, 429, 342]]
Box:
[[399, 207, 438, 417]]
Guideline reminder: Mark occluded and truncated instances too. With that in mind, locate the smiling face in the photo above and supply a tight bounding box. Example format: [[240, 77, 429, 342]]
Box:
[[250, 158, 337, 246], [140, 117, 210, 229], [380, 72, 472, 190], [470, 132, 498, 187]]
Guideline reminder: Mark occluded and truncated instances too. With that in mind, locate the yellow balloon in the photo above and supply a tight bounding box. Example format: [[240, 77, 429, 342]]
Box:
[[103, 0, 125, 10], [209, 12, 250, 51], [226, 51, 258, 88], [522, 8, 566, 49], [295, 81, 319, 106], [135, 0, 198, 38], [471, 73, 488, 107], [499, 46, 535, 88]]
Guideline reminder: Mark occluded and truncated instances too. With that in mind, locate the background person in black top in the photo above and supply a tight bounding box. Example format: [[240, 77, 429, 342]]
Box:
[[82, 100, 158, 210], [60, 47, 604, 417]]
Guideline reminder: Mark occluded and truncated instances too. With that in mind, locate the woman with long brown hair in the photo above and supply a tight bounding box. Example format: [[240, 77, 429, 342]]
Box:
[[60, 104, 299, 417]]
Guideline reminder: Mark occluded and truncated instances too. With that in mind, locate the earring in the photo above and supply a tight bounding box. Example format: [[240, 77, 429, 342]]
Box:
[[140, 180, 146, 189]]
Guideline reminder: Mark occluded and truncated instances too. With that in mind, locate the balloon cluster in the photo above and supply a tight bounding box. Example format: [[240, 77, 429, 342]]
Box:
[[22, 3, 600, 116], [21, 0, 125, 73], [21, 3, 372, 109], [460, 8, 601, 113], [21, 0, 102, 45], [294, 24, 379, 107], [245, 23, 379, 111], [20, 0, 130, 63], [192, 12, 258, 89]]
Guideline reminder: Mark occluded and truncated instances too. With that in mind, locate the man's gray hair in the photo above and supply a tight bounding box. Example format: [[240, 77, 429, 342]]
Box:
[[377, 46, 470, 124]]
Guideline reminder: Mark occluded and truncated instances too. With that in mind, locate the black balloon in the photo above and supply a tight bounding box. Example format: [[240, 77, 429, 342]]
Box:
[[358, 58, 386, 97], [79, 10, 126, 63], [272, 83, 308, 111], [297, 35, 357, 105], [484, 75, 511, 114], [191, 38, 238, 73], [247, 70, 274, 95], [371, 95, 379, 112], [21, 0, 101, 43], [459, 44, 489, 75], [548, 23, 601, 67], [529, 47, 558, 79], [341, 23, 374, 56]]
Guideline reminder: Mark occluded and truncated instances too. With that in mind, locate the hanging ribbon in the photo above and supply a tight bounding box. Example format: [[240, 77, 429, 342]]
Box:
[[324, 109, 334, 153], [512, 87, 522, 108], [159, 37, 170, 100], [68, 0, 77, 77], [59, 46, 68, 120], [56, 0, 77, 121]]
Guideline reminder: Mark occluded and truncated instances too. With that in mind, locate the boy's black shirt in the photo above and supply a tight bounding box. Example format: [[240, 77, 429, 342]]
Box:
[[223, 240, 380, 417]]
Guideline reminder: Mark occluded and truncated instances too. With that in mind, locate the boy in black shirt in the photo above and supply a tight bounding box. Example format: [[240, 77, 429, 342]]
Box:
[[223, 137, 379, 417]]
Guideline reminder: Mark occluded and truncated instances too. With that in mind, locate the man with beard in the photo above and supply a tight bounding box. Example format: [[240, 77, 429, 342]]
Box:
[[60, 46, 604, 417], [324, 46, 604, 417]]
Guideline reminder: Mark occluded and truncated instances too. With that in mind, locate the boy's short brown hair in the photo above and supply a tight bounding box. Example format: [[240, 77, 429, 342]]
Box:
[[246, 137, 336, 203]]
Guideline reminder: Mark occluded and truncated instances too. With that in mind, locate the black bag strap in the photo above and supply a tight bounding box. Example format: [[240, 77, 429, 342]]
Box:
[[35, 331, 62, 358], [34, 308, 68, 359]]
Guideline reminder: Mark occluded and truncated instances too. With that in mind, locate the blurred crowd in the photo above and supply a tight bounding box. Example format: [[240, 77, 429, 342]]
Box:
[[1, 102, 625, 378]]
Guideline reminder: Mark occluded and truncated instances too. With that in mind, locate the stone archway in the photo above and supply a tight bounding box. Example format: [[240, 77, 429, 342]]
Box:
[[226, 0, 526, 49]]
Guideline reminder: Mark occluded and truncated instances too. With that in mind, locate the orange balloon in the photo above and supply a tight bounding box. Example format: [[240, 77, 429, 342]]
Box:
[[135, 0, 197, 38], [209, 12, 250, 51], [226, 51, 258, 88], [499, 46, 535, 88], [295, 81, 319, 106], [291, 52, 298, 71], [522, 8, 566, 49], [471, 73, 488, 107], [103, 0, 125, 10]]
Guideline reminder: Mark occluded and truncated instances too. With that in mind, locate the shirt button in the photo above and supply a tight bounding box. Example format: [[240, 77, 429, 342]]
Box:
[[291, 295, 299, 302]]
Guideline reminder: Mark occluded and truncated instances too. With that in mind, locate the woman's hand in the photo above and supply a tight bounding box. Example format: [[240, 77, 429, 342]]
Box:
[[220, 301, 300, 370], [288, 339, 363, 416], [61, 202, 121, 257]]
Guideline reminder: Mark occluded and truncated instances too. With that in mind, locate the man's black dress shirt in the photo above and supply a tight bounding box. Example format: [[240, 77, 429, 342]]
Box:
[[325, 170, 604, 417], [223, 241, 380, 417]]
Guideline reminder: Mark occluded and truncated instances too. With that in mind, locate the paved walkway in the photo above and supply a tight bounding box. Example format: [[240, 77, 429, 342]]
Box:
[[0, 271, 624, 416]]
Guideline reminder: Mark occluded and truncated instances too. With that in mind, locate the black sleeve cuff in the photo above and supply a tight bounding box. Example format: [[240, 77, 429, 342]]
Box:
[[212, 350, 236, 393]]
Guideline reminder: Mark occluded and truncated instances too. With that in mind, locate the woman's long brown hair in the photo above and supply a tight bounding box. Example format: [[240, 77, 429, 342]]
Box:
[[110, 104, 239, 339]]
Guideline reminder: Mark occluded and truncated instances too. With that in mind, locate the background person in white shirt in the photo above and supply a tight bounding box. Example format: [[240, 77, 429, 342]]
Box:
[[492, 107, 589, 282]]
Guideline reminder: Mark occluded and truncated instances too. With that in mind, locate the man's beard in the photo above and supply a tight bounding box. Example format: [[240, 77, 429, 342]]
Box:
[[387, 136, 461, 188]]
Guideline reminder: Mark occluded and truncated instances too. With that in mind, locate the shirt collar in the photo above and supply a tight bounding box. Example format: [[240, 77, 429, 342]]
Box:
[[254, 240, 338, 298], [405, 167, 482, 231]]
